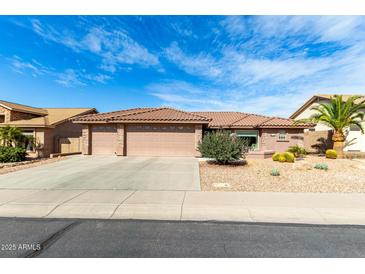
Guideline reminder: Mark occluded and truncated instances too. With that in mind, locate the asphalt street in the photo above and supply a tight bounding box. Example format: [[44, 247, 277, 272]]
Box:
[[0, 218, 365, 258]]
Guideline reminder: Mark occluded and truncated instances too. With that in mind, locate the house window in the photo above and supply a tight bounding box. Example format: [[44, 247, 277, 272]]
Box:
[[278, 130, 287, 141], [0, 115, 4, 123], [236, 130, 259, 150], [22, 130, 35, 151]]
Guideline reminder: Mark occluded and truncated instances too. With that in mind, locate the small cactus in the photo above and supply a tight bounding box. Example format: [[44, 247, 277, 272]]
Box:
[[314, 163, 328, 171], [270, 168, 280, 176], [272, 152, 280, 161], [278, 154, 286, 162], [283, 152, 295, 163], [326, 149, 337, 159]]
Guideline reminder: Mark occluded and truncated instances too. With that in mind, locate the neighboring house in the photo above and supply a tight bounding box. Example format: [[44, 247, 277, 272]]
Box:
[[0, 100, 97, 157], [290, 94, 365, 153], [72, 107, 312, 158]]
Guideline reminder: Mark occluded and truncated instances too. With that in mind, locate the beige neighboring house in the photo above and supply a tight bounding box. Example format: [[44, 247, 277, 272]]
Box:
[[290, 94, 365, 153], [0, 100, 97, 157], [72, 107, 312, 158]]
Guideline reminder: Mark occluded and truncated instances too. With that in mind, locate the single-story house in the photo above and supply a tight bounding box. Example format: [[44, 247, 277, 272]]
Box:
[[0, 100, 96, 157], [72, 107, 312, 158], [290, 94, 365, 153]]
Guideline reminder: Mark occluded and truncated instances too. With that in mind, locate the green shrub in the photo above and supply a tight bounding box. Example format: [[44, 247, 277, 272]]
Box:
[[0, 146, 27, 163], [287, 145, 307, 158], [198, 130, 249, 164], [278, 154, 286, 162], [325, 149, 337, 159], [314, 163, 328, 171], [272, 152, 280, 161], [283, 152, 295, 163], [270, 168, 280, 176]]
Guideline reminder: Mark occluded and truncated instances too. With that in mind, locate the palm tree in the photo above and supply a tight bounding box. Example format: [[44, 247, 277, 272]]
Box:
[[0, 125, 24, 147], [298, 95, 365, 158]]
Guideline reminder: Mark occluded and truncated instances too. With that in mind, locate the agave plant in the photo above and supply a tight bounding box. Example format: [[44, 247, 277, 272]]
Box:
[[297, 95, 365, 158]]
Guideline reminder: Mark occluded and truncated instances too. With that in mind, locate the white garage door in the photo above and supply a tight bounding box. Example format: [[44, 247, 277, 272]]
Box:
[[91, 125, 118, 155], [126, 124, 196, 156]]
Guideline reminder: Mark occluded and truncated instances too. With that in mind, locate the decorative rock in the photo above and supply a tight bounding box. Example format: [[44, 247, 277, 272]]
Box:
[[213, 182, 231, 188], [292, 161, 312, 171]]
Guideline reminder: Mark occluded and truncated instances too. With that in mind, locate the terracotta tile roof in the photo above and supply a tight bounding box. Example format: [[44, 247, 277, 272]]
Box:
[[73, 107, 211, 123], [194, 111, 313, 128], [3, 108, 96, 127], [191, 112, 248, 127], [72, 108, 155, 122], [75, 107, 311, 128], [0, 100, 48, 115]]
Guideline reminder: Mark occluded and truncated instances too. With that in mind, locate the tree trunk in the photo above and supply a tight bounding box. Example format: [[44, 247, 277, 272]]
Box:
[[332, 130, 345, 158]]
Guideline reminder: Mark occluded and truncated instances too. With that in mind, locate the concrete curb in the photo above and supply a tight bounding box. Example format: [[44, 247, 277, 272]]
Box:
[[0, 190, 365, 225]]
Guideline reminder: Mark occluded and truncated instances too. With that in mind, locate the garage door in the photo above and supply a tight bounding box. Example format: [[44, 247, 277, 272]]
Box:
[[126, 124, 196, 156], [91, 125, 118, 155]]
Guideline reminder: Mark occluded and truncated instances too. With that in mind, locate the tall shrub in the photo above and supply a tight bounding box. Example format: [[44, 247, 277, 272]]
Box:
[[198, 130, 249, 164], [0, 146, 27, 163]]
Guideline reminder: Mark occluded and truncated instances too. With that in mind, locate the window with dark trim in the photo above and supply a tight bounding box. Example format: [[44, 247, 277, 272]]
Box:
[[22, 130, 35, 151], [236, 130, 259, 150], [0, 115, 4, 123], [278, 130, 287, 141]]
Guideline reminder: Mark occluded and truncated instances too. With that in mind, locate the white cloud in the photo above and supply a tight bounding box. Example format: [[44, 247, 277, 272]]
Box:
[[9, 56, 52, 77], [30, 20, 161, 73], [164, 42, 223, 79], [253, 16, 365, 44], [221, 16, 247, 37], [55, 69, 86, 87], [7, 56, 112, 88]]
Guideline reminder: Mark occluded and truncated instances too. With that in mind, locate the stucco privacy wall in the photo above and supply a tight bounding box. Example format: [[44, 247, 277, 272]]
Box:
[[304, 130, 333, 153], [260, 129, 304, 152], [81, 123, 203, 156], [52, 120, 84, 153], [33, 128, 54, 157]]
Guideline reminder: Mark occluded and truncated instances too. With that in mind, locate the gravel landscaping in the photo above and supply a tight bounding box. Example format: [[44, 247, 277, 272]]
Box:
[[200, 156, 365, 193], [0, 157, 67, 175]]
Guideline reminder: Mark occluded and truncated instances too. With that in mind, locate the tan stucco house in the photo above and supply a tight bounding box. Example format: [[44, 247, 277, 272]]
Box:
[[290, 94, 365, 153], [0, 100, 96, 157], [72, 107, 312, 158]]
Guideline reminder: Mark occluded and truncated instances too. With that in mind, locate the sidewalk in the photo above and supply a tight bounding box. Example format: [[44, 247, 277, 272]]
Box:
[[0, 189, 364, 225]]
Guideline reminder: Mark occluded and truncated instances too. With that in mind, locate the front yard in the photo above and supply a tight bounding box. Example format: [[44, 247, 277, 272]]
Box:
[[200, 156, 365, 193]]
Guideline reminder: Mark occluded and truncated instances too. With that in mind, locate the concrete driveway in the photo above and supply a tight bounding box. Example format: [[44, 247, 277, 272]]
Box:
[[0, 156, 201, 191]]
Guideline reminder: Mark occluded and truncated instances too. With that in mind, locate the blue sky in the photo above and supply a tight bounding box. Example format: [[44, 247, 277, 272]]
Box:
[[1, 16, 365, 117]]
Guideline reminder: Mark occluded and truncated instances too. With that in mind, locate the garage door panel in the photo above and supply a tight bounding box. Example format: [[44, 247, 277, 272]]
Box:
[[92, 125, 117, 155], [126, 124, 196, 156]]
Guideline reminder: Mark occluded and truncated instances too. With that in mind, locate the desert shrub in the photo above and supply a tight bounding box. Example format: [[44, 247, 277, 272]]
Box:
[[272, 152, 280, 161], [314, 163, 328, 171], [287, 145, 307, 158], [325, 149, 337, 159], [0, 146, 27, 163], [283, 152, 295, 163], [270, 168, 280, 176], [198, 130, 249, 164], [278, 154, 286, 162]]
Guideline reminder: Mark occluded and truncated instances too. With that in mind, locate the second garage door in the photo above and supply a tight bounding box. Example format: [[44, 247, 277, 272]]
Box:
[[126, 124, 196, 156], [91, 125, 118, 155]]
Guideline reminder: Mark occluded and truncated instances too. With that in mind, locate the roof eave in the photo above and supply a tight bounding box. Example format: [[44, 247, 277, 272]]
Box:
[[73, 120, 209, 124], [51, 108, 97, 126], [0, 123, 54, 128]]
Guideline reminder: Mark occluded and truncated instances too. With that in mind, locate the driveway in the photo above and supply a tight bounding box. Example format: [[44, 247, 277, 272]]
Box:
[[0, 156, 201, 191]]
